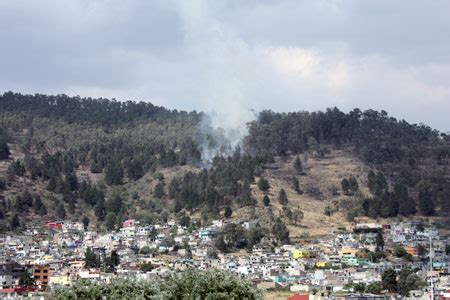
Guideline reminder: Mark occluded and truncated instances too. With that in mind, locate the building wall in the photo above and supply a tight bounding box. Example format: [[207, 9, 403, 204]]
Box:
[[33, 265, 50, 291]]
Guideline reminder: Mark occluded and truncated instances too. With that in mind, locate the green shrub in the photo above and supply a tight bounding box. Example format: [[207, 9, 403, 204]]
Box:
[[52, 269, 262, 300]]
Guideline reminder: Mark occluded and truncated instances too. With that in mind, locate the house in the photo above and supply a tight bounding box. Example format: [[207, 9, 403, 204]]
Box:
[[0, 262, 25, 288], [292, 250, 309, 259], [33, 264, 51, 291], [46, 221, 63, 230], [122, 219, 137, 228], [199, 228, 215, 240], [404, 245, 418, 257], [0, 287, 36, 298], [287, 294, 309, 300], [49, 273, 71, 287], [340, 247, 358, 258]]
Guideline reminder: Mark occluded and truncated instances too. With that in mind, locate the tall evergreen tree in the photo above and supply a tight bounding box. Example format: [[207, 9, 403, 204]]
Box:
[[82, 215, 90, 231], [56, 202, 66, 219], [418, 182, 435, 216], [153, 182, 165, 198], [272, 218, 290, 244], [84, 247, 100, 268], [375, 231, 385, 251], [278, 189, 288, 205], [9, 213, 20, 230], [0, 137, 10, 160], [394, 183, 416, 216], [293, 156, 303, 174], [104, 162, 124, 185], [257, 176, 270, 192], [292, 177, 301, 194], [95, 197, 106, 221]]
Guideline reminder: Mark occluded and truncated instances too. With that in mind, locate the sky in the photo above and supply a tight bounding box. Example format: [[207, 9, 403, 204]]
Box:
[[0, 0, 449, 131]]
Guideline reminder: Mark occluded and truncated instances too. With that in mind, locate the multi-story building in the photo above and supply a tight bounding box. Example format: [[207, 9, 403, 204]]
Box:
[[33, 265, 50, 291]]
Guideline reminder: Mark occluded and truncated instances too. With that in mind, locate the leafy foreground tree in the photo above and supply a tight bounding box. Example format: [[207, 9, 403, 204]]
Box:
[[52, 269, 262, 300]]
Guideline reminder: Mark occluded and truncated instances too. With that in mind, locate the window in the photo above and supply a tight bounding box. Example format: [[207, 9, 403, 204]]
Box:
[[43, 270, 48, 273]]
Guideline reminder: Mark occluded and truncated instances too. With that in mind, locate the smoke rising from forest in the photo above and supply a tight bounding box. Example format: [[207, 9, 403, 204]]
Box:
[[177, 0, 257, 163]]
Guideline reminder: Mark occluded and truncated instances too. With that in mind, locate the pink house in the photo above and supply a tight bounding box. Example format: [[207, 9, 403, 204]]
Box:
[[46, 221, 63, 230], [122, 219, 135, 228]]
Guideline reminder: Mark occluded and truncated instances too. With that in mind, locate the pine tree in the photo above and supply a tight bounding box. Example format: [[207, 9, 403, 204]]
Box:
[[348, 176, 359, 193], [375, 231, 385, 251], [94, 198, 106, 221], [293, 156, 303, 174], [224, 206, 233, 218], [84, 247, 100, 268], [107, 194, 123, 214], [105, 212, 117, 231], [21, 191, 33, 208], [46, 176, 57, 192], [127, 159, 144, 181], [278, 189, 288, 205], [263, 195, 270, 207], [9, 213, 20, 230], [341, 178, 350, 194], [153, 182, 165, 198], [104, 162, 124, 185], [292, 177, 301, 194], [82, 215, 90, 231], [0, 177, 6, 190], [418, 182, 435, 216], [394, 183, 416, 216], [257, 176, 270, 192], [272, 218, 290, 243], [382, 268, 397, 293], [0, 137, 10, 160], [56, 202, 66, 219], [33, 195, 47, 215], [65, 172, 79, 191]]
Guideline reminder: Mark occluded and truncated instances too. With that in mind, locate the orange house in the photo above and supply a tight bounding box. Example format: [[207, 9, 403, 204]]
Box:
[[33, 265, 51, 291], [404, 246, 418, 257], [340, 247, 358, 257]]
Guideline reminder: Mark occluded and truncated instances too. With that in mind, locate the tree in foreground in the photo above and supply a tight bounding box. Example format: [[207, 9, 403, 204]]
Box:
[[381, 268, 397, 293], [18, 272, 34, 287], [52, 269, 262, 299]]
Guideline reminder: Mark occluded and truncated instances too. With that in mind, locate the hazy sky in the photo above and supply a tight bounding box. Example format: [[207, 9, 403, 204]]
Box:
[[1, 0, 449, 131]]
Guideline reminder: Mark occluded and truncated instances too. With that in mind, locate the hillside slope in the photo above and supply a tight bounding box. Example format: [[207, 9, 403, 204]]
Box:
[[1, 92, 449, 237]]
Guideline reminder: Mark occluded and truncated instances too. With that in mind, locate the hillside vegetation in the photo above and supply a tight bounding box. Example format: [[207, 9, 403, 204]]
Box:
[[0, 92, 449, 239]]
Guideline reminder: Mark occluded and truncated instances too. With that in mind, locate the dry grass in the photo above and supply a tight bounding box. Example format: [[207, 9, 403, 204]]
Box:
[[232, 149, 372, 239]]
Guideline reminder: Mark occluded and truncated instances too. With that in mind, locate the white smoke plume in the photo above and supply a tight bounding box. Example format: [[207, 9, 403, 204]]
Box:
[[176, 0, 258, 163]]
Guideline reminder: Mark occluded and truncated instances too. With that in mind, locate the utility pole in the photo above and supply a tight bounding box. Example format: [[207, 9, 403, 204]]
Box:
[[429, 234, 434, 300]]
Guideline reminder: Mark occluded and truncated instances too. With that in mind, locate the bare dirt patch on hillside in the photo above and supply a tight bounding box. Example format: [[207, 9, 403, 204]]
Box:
[[233, 149, 372, 239]]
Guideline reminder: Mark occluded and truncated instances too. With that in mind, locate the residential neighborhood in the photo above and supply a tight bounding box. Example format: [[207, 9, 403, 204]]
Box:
[[1, 218, 449, 299]]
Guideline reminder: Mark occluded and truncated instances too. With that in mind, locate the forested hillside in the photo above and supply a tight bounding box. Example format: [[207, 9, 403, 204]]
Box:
[[0, 92, 449, 235], [245, 109, 450, 219]]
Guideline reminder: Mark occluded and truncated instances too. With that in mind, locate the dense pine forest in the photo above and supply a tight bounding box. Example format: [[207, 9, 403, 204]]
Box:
[[0, 92, 449, 234]]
